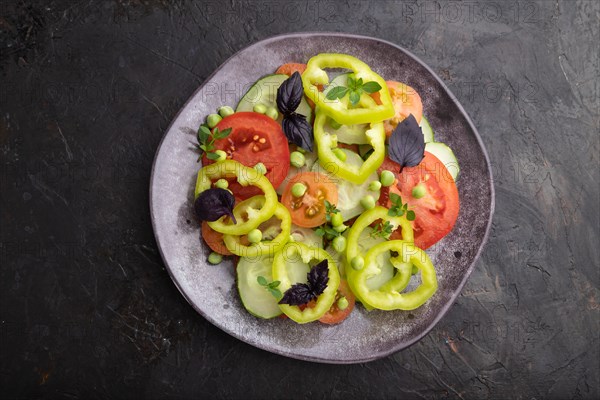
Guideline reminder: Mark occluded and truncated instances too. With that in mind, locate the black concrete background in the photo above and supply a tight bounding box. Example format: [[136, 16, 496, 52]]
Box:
[[1, 1, 598, 399]]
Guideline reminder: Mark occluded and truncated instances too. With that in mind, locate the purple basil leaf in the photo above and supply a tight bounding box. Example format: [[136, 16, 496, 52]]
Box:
[[276, 72, 303, 115], [278, 259, 330, 306], [194, 188, 237, 224], [307, 259, 329, 296], [279, 283, 315, 306], [282, 113, 314, 152], [388, 114, 425, 170]]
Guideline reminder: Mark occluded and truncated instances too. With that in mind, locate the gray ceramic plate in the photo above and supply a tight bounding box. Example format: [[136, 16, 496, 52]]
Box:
[[149, 33, 494, 364]]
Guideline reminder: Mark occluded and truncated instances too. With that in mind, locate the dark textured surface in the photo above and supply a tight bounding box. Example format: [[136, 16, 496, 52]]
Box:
[[1, 0, 598, 398], [150, 32, 494, 363]]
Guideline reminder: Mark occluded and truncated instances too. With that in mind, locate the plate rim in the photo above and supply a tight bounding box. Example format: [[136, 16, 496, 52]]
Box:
[[149, 31, 496, 364]]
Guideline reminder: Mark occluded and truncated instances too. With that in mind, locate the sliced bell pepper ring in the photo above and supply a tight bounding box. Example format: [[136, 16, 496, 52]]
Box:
[[314, 109, 386, 184], [301, 53, 395, 125], [345, 206, 414, 306], [352, 240, 438, 310], [195, 160, 277, 235], [272, 242, 341, 324], [223, 202, 291, 258]]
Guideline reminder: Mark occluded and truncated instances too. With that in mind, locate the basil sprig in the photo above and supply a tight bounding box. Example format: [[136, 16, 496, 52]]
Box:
[[196, 125, 232, 161], [276, 72, 314, 152], [325, 76, 382, 106], [194, 188, 237, 224], [387, 114, 425, 171], [279, 259, 329, 306]]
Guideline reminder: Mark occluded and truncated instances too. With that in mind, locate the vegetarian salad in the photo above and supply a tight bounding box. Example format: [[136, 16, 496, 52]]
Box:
[[192, 54, 459, 324]]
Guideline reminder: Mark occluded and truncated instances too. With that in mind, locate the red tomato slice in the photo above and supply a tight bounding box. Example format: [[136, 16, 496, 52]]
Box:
[[280, 172, 338, 228], [275, 63, 307, 76], [201, 221, 232, 256], [202, 112, 290, 199], [383, 81, 423, 137], [378, 152, 459, 249], [319, 280, 355, 325]]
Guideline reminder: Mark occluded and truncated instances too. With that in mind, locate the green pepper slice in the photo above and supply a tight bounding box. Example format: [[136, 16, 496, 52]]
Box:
[[272, 242, 340, 324], [223, 202, 291, 258], [314, 109, 386, 184], [352, 240, 438, 310], [301, 53, 395, 125], [195, 160, 277, 235]]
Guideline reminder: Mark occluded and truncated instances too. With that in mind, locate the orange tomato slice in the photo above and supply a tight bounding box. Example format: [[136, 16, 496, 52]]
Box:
[[280, 172, 338, 228]]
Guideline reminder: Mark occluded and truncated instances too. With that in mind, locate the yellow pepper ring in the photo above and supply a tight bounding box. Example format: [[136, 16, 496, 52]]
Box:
[[346, 206, 414, 262], [314, 109, 386, 184], [272, 242, 340, 324], [301, 53, 395, 125], [355, 240, 438, 310], [194, 160, 278, 235], [345, 206, 414, 306], [223, 202, 291, 258]]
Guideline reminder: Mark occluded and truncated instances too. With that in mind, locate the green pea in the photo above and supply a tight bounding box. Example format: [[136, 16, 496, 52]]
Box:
[[253, 104, 267, 114], [290, 151, 306, 168], [337, 296, 349, 310], [329, 118, 342, 130], [247, 229, 262, 244], [331, 213, 343, 227], [351, 256, 364, 271], [334, 224, 348, 233], [206, 113, 222, 128], [360, 195, 376, 210], [291, 182, 307, 197], [208, 252, 223, 265], [368, 181, 382, 192], [214, 179, 229, 189], [253, 162, 267, 175], [333, 148, 347, 161], [412, 184, 426, 199], [214, 150, 227, 162], [265, 107, 279, 120], [218, 106, 234, 118], [332, 236, 347, 253], [380, 170, 395, 187]]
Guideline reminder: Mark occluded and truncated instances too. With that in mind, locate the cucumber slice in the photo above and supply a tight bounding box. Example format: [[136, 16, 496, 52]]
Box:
[[276, 150, 318, 195], [290, 225, 323, 249], [311, 149, 380, 221], [325, 244, 346, 276], [322, 73, 371, 144], [326, 227, 394, 288], [236, 74, 313, 122], [283, 257, 311, 286], [425, 142, 460, 181], [357, 228, 395, 291], [237, 256, 282, 319], [419, 116, 435, 143]]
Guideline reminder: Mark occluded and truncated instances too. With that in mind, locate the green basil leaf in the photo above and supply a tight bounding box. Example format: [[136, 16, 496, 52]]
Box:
[[198, 125, 211, 144], [214, 127, 232, 140], [326, 86, 349, 100], [206, 152, 221, 160], [349, 91, 361, 105], [257, 276, 268, 286], [269, 288, 282, 299], [362, 81, 382, 93]]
